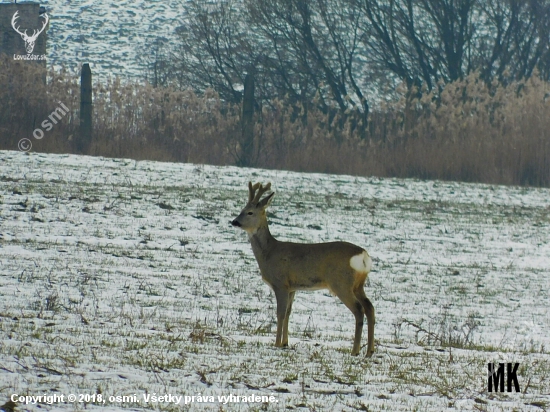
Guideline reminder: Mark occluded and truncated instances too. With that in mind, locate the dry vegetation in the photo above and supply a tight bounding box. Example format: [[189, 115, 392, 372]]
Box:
[[1, 56, 549, 186]]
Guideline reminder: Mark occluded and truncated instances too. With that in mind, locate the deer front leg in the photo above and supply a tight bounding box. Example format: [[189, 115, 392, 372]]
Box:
[[274, 289, 290, 347], [281, 291, 295, 346]]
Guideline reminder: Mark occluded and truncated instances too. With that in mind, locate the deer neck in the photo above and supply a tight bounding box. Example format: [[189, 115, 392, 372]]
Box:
[[248, 222, 276, 260]]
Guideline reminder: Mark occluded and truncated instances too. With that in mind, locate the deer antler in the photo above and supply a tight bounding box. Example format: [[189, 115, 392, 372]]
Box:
[[248, 182, 260, 204], [248, 182, 271, 205]]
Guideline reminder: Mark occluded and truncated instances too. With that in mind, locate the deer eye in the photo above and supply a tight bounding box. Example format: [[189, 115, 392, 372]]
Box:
[[247, 212, 253, 215]]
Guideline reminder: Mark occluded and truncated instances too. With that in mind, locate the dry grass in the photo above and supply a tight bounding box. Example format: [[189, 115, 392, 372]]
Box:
[[374, 73, 550, 186], [1, 56, 549, 186]]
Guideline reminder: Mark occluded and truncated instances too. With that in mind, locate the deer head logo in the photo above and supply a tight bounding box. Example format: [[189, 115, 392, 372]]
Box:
[[11, 10, 49, 54]]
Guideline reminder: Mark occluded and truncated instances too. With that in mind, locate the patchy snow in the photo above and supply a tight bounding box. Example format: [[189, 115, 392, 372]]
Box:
[[0, 150, 549, 411], [38, 0, 184, 80]]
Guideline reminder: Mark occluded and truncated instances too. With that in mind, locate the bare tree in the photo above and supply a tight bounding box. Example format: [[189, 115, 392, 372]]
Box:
[[169, 0, 549, 110], [247, 0, 370, 125], [476, 0, 550, 83], [355, 0, 550, 90], [354, 0, 476, 90], [173, 1, 253, 103]]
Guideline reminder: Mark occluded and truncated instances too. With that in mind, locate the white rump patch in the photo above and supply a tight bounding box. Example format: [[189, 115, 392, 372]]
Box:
[[350, 251, 372, 273]]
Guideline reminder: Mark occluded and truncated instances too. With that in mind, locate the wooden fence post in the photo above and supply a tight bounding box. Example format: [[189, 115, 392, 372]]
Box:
[[239, 68, 255, 166], [78, 63, 92, 153]]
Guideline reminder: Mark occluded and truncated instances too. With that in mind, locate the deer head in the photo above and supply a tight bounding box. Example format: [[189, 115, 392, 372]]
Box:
[[231, 182, 274, 233], [12, 10, 49, 54]]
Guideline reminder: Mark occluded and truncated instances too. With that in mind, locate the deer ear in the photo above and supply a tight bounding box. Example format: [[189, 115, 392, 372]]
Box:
[[257, 192, 275, 209]]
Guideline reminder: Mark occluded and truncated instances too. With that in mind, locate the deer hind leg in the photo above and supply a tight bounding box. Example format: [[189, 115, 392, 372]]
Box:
[[332, 284, 365, 356], [354, 286, 375, 357], [281, 291, 295, 346], [348, 299, 365, 356], [274, 289, 290, 347]]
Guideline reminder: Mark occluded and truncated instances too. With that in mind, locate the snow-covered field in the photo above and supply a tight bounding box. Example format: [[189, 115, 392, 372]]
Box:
[[1, 150, 549, 411], [38, 0, 183, 80]]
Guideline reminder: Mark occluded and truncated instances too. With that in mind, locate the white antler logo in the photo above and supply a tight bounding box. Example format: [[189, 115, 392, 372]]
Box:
[[11, 10, 49, 54]]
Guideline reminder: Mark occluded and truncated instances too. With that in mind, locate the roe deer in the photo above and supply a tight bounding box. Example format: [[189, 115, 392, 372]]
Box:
[[231, 182, 375, 356]]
